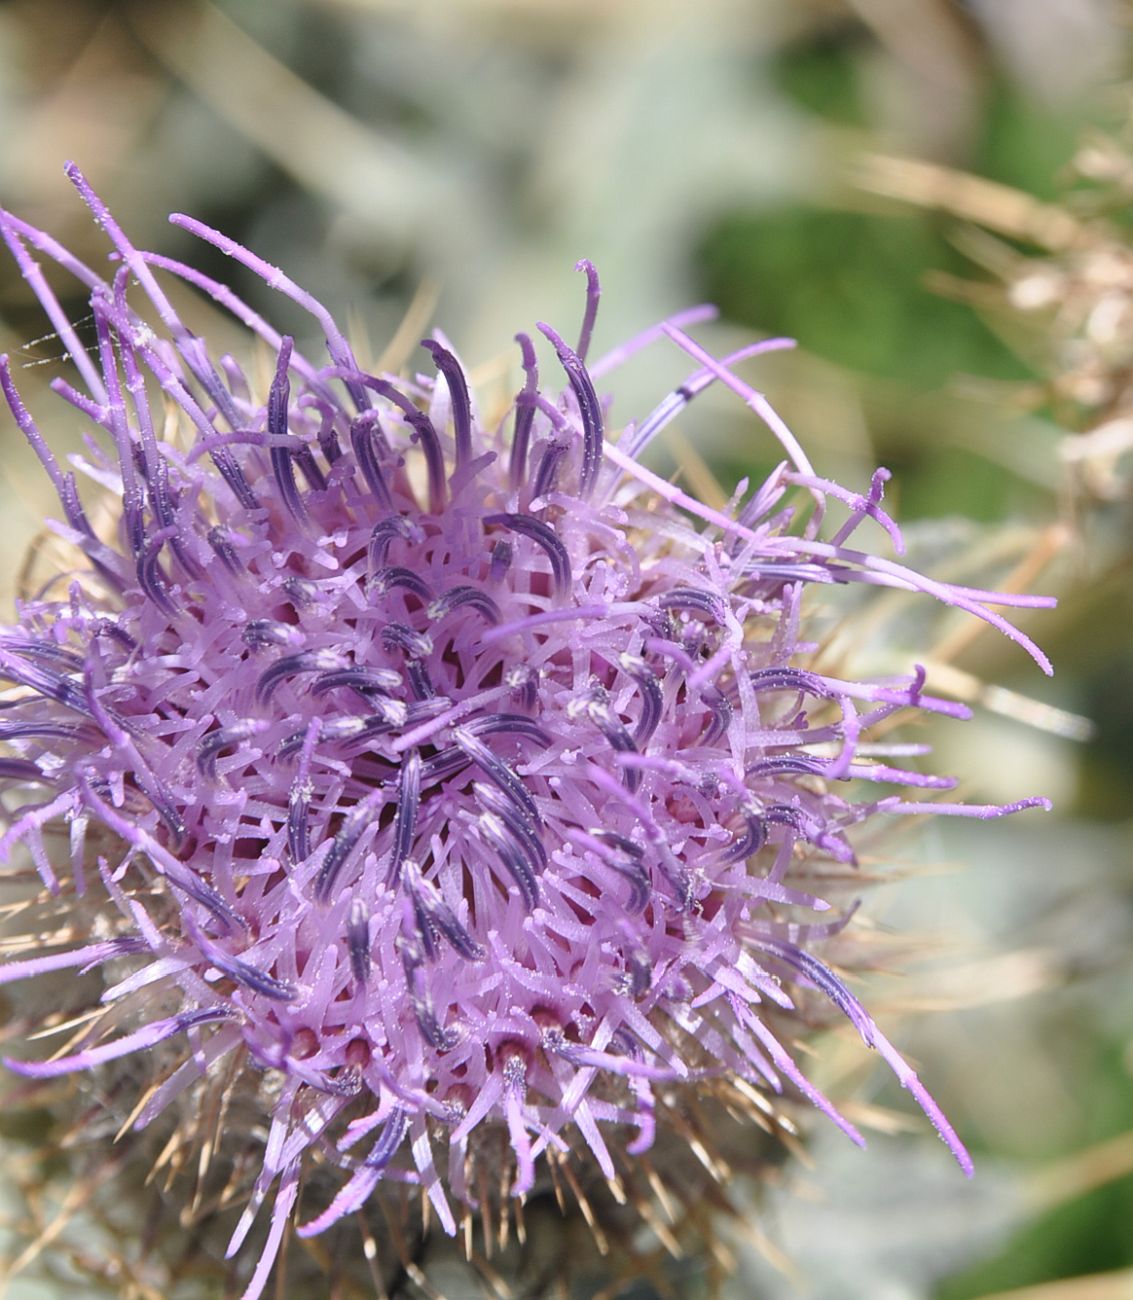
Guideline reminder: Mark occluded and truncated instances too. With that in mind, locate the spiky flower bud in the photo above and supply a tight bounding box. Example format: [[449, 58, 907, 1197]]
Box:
[[0, 165, 1052, 1297]]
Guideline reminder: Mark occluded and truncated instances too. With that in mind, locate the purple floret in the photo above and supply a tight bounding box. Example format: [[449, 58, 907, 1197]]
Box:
[[0, 166, 1054, 1298]]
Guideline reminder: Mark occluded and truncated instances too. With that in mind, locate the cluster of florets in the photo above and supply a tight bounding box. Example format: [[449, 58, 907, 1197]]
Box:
[[0, 166, 1052, 1297]]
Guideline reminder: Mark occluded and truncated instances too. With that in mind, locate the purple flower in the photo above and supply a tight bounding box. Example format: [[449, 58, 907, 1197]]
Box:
[[0, 165, 1053, 1297]]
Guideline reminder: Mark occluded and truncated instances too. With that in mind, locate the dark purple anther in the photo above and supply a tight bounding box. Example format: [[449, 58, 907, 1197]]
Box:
[[267, 337, 307, 522], [207, 526, 243, 574], [314, 796, 381, 902], [420, 746, 471, 785], [720, 813, 766, 863], [256, 650, 344, 706], [404, 861, 486, 962], [484, 513, 571, 596], [536, 321, 603, 499], [380, 623, 433, 660], [750, 667, 830, 699], [363, 1106, 410, 1171], [427, 586, 500, 625], [0, 758, 46, 783], [372, 567, 433, 602], [92, 618, 137, 651], [0, 647, 90, 716], [0, 721, 87, 743], [405, 660, 436, 702], [386, 751, 421, 887], [626, 948, 653, 999], [617, 654, 664, 745], [584, 691, 640, 792], [399, 934, 460, 1050], [405, 697, 452, 725], [452, 725, 540, 827], [311, 667, 403, 702], [656, 588, 727, 624], [347, 897, 371, 986], [243, 619, 296, 649], [758, 940, 875, 1043], [473, 781, 547, 870], [465, 714, 552, 747], [748, 755, 826, 779], [350, 412, 393, 511], [2, 641, 85, 671], [477, 811, 540, 910], [607, 854, 651, 914], [368, 377, 445, 512], [530, 438, 570, 500], [510, 332, 539, 489], [288, 778, 311, 863], [293, 445, 327, 493], [368, 515, 420, 570], [197, 720, 260, 779], [589, 828, 645, 859], [574, 259, 601, 364], [421, 339, 473, 474], [489, 540, 513, 583], [765, 804, 806, 834], [136, 533, 176, 614], [700, 686, 733, 745], [282, 576, 320, 607], [207, 947, 298, 1002]]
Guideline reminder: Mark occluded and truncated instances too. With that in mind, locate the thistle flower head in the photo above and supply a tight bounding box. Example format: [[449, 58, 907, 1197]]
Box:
[[0, 165, 1053, 1296]]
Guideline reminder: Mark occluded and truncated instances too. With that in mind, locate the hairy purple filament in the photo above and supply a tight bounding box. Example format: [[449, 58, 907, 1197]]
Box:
[[0, 167, 1054, 1299]]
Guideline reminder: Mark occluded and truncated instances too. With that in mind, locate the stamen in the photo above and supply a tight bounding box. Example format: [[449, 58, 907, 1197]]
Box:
[[207, 526, 244, 574], [387, 751, 421, 887], [422, 339, 473, 473], [531, 438, 571, 499], [282, 576, 320, 607], [256, 650, 345, 705], [489, 540, 513, 583], [700, 686, 733, 745], [405, 660, 436, 702], [288, 779, 312, 863], [484, 513, 571, 596], [537, 322, 603, 498], [472, 781, 548, 869], [465, 714, 552, 746], [197, 720, 263, 779], [314, 792, 384, 902], [367, 376, 446, 512], [380, 624, 433, 659], [452, 726, 540, 827], [243, 619, 299, 649], [573, 259, 601, 364], [399, 933, 460, 1050], [617, 653, 664, 744], [371, 567, 433, 602], [509, 332, 538, 489], [350, 411, 393, 511], [427, 586, 500, 624], [364, 1106, 410, 1170], [656, 587, 726, 623], [404, 860, 486, 962], [477, 811, 540, 910], [750, 667, 830, 698], [347, 898, 371, 986], [268, 337, 307, 522], [368, 515, 421, 569], [720, 813, 766, 863]]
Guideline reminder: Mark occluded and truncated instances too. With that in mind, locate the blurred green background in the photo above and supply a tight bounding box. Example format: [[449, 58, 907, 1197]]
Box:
[[0, 2, 1130, 1297]]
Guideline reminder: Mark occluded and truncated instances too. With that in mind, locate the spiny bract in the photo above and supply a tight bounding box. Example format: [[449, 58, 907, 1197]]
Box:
[[0, 165, 1052, 1297]]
